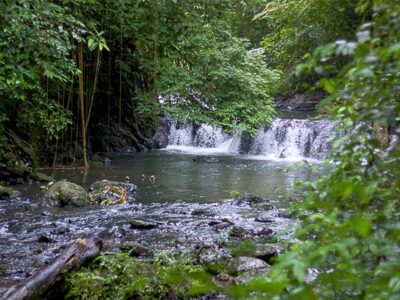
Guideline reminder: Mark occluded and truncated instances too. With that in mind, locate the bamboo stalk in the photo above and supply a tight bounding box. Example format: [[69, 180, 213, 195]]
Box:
[[78, 42, 89, 168]]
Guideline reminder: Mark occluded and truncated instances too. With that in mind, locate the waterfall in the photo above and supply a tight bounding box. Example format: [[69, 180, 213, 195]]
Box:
[[160, 118, 336, 160], [168, 123, 194, 146], [248, 119, 335, 160], [168, 123, 231, 149]]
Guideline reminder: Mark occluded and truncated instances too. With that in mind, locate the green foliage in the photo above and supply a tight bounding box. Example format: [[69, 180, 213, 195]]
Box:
[[258, 0, 362, 94], [123, 0, 279, 134], [229, 2, 400, 298], [65, 252, 215, 300], [0, 0, 82, 150]]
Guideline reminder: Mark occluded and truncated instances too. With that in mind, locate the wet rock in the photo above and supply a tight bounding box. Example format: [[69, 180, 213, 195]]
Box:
[[45, 180, 88, 207], [230, 257, 269, 273], [228, 226, 252, 240], [254, 228, 275, 238], [92, 153, 112, 165], [153, 117, 171, 149], [89, 180, 138, 205], [0, 185, 21, 199], [31, 171, 55, 183], [233, 193, 275, 210], [254, 216, 274, 223], [210, 220, 233, 231], [213, 222, 233, 231], [129, 219, 158, 230], [37, 235, 56, 243], [237, 132, 253, 155], [192, 156, 221, 163], [119, 242, 154, 257], [253, 244, 279, 264], [191, 208, 217, 217]]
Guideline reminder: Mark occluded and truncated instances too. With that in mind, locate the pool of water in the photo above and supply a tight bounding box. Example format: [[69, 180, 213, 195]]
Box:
[[21, 151, 316, 206]]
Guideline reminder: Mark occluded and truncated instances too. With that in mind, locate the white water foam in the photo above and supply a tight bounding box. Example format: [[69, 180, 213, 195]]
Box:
[[164, 119, 336, 160]]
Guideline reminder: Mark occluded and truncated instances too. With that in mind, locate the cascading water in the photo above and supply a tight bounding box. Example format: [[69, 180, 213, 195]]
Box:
[[163, 118, 336, 160], [168, 123, 194, 146], [167, 123, 232, 151], [193, 124, 231, 148], [249, 119, 336, 160]]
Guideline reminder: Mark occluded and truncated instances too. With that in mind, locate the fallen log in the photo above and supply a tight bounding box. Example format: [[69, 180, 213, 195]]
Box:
[[1, 238, 102, 300]]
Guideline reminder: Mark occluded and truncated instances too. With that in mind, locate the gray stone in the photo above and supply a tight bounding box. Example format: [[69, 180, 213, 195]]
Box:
[[45, 180, 88, 207], [237, 132, 253, 155], [212, 221, 233, 231], [153, 117, 172, 149], [254, 228, 275, 238], [230, 257, 270, 273], [254, 216, 273, 223], [129, 219, 158, 230]]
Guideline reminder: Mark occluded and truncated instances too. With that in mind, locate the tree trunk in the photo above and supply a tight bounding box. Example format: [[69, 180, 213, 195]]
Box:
[[78, 42, 90, 168], [1, 238, 102, 300]]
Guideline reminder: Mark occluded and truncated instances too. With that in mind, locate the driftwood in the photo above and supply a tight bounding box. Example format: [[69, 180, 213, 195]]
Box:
[[1, 238, 102, 300]]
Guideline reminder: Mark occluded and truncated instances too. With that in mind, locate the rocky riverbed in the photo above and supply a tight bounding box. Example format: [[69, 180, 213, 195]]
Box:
[[0, 187, 296, 294]]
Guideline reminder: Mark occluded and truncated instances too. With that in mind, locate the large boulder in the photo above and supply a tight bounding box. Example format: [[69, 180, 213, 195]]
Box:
[[237, 132, 253, 154], [153, 117, 172, 149], [89, 180, 138, 205], [230, 256, 270, 273], [45, 181, 88, 207]]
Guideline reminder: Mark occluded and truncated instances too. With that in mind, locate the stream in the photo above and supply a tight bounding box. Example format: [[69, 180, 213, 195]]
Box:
[[0, 117, 335, 293]]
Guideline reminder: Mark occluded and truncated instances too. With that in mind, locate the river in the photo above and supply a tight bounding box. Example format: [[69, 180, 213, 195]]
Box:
[[0, 117, 335, 293]]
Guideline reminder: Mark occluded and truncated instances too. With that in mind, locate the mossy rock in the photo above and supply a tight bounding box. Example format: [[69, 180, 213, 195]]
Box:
[[45, 180, 88, 207]]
